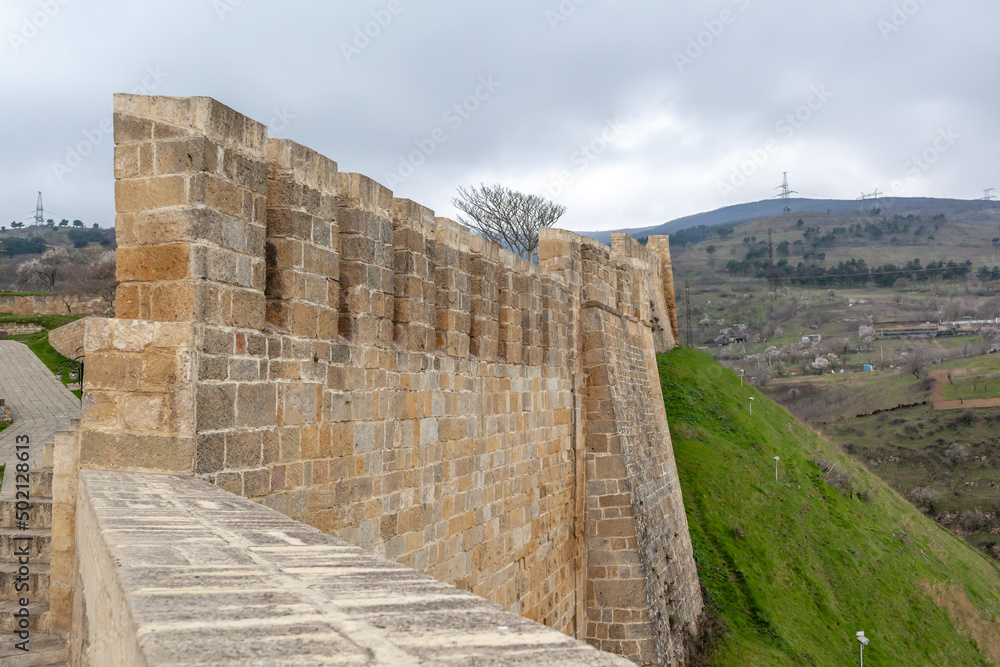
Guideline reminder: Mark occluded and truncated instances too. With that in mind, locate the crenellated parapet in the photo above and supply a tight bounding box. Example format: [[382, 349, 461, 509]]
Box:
[[64, 94, 701, 666]]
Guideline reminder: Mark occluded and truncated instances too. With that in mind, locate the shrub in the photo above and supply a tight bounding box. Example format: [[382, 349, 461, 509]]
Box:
[[909, 486, 939, 513], [944, 443, 970, 464], [815, 457, 853, 497], [960, 509, 989, 532]]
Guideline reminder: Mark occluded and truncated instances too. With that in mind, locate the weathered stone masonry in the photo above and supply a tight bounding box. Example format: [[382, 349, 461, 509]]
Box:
[[62, 94, 701, 665], [0, 293, 106, 317]]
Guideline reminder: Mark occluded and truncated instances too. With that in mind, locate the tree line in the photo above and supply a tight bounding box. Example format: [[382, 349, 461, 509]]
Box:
[[726, 256, 979, 287]]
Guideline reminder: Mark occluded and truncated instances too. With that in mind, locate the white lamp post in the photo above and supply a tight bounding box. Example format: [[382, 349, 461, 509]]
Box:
[[856, 631, 869, 666], [740, 369, 745, 386], [773, 456, 780, 482], [748, 396, 754, 415]]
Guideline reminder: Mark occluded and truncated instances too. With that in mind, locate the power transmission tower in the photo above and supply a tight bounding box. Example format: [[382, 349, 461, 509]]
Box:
[[684, 280, 693, 348], [32, 192, 48, 237], [983, 188, 996, 213], [858, 189, 882, 214], [34, 192, 45, 227], [870, 188, 882, 212], [774, 172, 796, 213]]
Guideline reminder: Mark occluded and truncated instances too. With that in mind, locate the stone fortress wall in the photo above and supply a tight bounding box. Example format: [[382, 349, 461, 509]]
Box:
[[47, 316, 88, 358], [0, 322, 44, 336], [0, 293, 106, 317], [63, 94, 702, 665]]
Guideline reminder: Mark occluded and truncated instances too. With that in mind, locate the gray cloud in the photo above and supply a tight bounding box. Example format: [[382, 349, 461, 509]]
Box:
[[0, 0, 996, 232]]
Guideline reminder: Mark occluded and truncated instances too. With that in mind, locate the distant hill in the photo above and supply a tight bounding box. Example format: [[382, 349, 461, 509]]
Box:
[[665, 198, 1000, 288], [0, 225, 113, 252], [581, 197, 997, 246]]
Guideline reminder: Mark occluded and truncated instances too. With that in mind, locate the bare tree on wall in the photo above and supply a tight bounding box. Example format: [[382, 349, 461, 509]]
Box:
[[452, 183, 566, 261]]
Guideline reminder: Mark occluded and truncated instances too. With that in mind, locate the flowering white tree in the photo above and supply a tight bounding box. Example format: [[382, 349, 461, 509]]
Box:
[[16, 247, 70, 290], [858, 325, 876, 351]]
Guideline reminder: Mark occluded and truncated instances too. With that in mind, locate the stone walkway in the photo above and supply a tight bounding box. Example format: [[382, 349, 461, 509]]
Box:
[[0, 341, 80, 498]]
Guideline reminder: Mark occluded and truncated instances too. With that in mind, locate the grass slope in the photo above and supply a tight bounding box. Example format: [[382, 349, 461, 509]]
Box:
[[660, 349, 1000, 666]]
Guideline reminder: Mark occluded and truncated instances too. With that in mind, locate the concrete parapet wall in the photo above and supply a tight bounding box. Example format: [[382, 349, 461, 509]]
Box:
[[71, 469, 633, 666], [67, 94, 699, 665]]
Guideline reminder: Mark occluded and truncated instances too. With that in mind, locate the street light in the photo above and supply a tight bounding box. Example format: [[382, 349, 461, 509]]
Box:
[[748, 396, 754, 415], [740, 369, 745, 386], [773, 456, 780, 482], [856, 630, 869, 666]]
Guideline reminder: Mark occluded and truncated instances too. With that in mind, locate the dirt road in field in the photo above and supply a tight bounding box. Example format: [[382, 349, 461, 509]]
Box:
[[929, 370, 1000, 410]]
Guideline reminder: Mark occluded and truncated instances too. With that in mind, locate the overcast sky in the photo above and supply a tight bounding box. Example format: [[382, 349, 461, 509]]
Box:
[[1, 0, 996, 232]]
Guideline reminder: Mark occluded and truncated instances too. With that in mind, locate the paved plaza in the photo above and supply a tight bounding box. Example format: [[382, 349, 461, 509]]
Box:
[[0, 340, 80, 498]]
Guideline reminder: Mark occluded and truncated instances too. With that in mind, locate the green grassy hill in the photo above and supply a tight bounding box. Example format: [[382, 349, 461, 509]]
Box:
[[660, 349, 1000, 665]]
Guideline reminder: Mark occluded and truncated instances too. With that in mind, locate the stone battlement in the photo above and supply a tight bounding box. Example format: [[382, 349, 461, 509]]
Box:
[[57, 94, 701, 665]]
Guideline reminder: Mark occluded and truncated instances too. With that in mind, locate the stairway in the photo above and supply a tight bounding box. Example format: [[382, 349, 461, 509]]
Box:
[[0, 441, 68, 666]]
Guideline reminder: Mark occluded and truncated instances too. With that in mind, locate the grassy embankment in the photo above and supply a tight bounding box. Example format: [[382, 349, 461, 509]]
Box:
[[768, 351, 1000, 561], [660, 348, 1000, 666]]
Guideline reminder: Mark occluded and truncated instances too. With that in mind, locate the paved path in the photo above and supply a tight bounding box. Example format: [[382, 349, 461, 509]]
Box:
[[0, 340, 80, 497], [929, 369, 1000, 410]]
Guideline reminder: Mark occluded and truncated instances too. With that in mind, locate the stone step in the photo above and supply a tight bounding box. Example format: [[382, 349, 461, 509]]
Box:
[[42, 441, 54, 469], [4, 469, 55, 501], [0, 530, 50, 564], [0, 500, 52, 530], [0, 600, 52, 633], [30, 469, 53, 501], [0, 630, 66, 665], [0, 562, 49, 603]]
